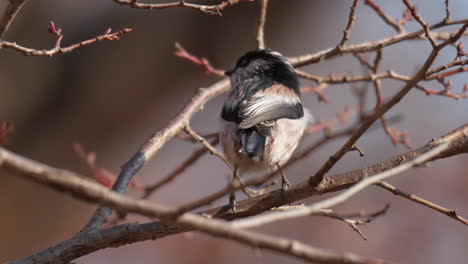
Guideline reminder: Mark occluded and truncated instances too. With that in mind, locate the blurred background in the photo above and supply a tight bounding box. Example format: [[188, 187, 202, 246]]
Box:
[[1, 0, 467, 263]]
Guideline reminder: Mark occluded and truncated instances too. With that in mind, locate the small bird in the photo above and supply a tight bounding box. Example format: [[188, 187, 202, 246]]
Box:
[[220, 49, 313, 210]]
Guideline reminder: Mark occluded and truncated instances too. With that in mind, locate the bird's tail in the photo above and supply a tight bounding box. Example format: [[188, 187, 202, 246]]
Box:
[[239, 128, 265, 162]]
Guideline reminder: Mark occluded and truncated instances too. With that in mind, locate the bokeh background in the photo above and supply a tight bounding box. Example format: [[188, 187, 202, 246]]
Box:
[[1, 0, 467, 263]]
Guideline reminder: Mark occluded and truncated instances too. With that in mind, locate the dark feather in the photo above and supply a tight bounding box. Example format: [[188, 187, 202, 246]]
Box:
[[221, 79, 271, 123], [240, 128, 265, 160]]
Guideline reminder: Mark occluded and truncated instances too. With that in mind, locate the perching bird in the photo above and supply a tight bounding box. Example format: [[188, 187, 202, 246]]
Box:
[[220, 49, 313, 210]]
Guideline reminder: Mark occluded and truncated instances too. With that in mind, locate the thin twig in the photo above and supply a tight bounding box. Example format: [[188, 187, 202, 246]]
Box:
[[174, 42, 225, 76], [256, 0, 268, 49], [143, 137, 219, 198], [232, 143, 450, 229], [82, 78, 231, 232], [372, 49, 412, 148], [0, 26, 133, 56], [339, 0, 359, 47], [289, 19, 468, 68], [364, 0, 405, 33], [184, 125, 231, 169], [376, 181, 468, 225], [402, 0, 438, 48], [112, 0, 252, 15], [0, 0, 28, 38], [444, 0, 451, 23], [0, 122, 14, 146]]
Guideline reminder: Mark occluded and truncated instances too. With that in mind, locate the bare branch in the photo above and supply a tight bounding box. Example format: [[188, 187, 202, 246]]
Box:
[[232, 143, 450, 229], [308, 22, 468, 186], [376, 181, 468, 226], [143, 137, 219, 198], [174, 42, 225, 76], [0, 0, 28, 38], [444, 0, 451, 23], [183, 125, 231, 169], [256, 0, 268, 49], [0, 147, 385, 264], [3, 123, 467, 263], [0, 25, 133, 56], [82, 78, 230, 231], [364, 0, 404, 33], [0, 122, 14, 146], [289, 19, 468, 68], [112, 0, 253, 15], [339, 0, 359, 47], [318, 204, 389, 240], [402, 0, 438, 48]]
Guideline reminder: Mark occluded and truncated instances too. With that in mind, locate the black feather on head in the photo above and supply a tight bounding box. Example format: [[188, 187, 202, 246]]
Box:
[[225, 49, 300, 95], [221, 49, 301, 123]]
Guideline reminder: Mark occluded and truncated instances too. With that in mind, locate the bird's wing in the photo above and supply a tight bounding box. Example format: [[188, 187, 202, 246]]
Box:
[[238, 94, 304, 129]]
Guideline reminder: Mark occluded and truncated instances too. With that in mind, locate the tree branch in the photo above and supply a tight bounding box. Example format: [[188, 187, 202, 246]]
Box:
[[308, 22, 468, 186], [2, 123, 467, 263], [256, 0, 268, 49], [112, 0, 253, 15], [232, 143, 450, 229], [338, 0, 359, 47], [0, 147, 386, 264], [0, 26, 133, 56], [289, 19, 468, 68], [0, 0, 28, 38], [82, 78, 230, 232], [376, 181, 468, 225]]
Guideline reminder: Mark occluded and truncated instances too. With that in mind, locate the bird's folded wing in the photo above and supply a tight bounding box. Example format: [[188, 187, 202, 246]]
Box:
[[239, 95, 304, 129]]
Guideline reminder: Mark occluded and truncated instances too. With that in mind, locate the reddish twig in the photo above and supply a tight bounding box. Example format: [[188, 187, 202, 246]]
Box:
[[456, 42, 468, 59], [364, 0, 404, 33], [0, 122, 14, 146], [396, 7, 414, 26], [352, 84, 369, 121], [373, 49, 412, 149], [174, 42, 224, 76], [429, 66, 468, 80], [301, 84, 330, 102], [72, 143, 145, 191], [402, 0, 438, 48], [352, 52, 374, 71], [144, 137, 219, 198], [353, 50, 413, 148], [305, 106, 356, 135], [427, 58, 468, 77], [0, 22, 132, 56]]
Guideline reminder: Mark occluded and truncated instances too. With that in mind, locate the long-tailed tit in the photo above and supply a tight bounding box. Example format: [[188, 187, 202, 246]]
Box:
[[220, 49, 313, 210]]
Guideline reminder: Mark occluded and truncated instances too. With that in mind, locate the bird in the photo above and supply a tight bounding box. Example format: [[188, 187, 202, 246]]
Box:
[[220, 49, 313, 210]]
